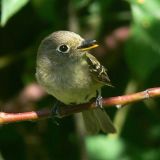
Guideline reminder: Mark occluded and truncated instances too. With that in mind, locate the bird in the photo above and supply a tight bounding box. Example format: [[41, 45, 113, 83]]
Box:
[[36, 31, 116, 134]]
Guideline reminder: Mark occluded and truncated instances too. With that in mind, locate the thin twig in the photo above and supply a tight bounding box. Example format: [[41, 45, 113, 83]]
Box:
[[0, 87, 160, 124]]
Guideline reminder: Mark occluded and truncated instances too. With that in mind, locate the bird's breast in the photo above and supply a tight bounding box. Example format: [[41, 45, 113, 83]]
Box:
[[36, 58, 101, 104]]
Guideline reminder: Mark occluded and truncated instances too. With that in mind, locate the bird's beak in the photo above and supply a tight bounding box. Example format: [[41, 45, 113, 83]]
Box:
[[77, 39, 99, 51]]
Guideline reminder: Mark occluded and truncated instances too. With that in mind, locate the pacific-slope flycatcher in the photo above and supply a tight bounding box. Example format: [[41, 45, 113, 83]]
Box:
[[36, 31, 116, 134]]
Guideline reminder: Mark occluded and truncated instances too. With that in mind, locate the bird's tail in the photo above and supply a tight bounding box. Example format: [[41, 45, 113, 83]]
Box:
[[82, 108, 116, 134]]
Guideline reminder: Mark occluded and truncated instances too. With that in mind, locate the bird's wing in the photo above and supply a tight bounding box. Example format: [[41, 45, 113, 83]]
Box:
[[85, 53, 113, 86]]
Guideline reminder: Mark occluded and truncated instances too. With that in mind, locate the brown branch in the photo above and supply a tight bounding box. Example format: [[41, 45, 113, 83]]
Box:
[[0, 87, 160, 124]]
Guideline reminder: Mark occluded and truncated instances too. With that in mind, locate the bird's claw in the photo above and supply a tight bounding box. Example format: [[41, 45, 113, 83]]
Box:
[[96, 95, 103, 108], [52, 101, 60, 117]]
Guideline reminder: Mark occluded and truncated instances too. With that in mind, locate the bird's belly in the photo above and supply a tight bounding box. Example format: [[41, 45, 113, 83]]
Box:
[[36, 59, 102, 104], [46, 76, 99, 105], [53, 87, 96, 104]]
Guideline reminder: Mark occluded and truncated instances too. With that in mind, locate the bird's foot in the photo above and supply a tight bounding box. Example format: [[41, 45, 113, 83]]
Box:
[[50, 100, 63, 125], [96, 95, 103, 108], [52, 100, 61, 117]]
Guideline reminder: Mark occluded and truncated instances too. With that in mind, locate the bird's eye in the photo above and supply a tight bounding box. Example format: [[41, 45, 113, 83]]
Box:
[[57, 44, 70, 53]]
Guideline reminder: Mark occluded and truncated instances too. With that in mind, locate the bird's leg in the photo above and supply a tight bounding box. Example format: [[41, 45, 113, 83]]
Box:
[[51, 100, 62, 117], [96, 90, 103, 108], [50, 100, 65, 125]]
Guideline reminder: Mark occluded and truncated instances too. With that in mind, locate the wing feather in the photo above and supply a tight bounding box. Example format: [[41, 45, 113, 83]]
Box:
[[85, 53, 113, 86]]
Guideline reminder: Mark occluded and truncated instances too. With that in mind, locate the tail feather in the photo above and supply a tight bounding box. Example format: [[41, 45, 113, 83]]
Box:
[[82, 110, 100, 134], [82, 108, 116, 134]]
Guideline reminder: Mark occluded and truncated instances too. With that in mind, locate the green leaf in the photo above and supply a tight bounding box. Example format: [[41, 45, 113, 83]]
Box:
[[125, 0, 160, 80], [1, 0, 29, 26], [86, 135, 125, 160]]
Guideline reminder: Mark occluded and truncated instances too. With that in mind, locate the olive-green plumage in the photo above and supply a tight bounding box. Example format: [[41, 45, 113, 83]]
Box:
[[36, 31, 116, 134]]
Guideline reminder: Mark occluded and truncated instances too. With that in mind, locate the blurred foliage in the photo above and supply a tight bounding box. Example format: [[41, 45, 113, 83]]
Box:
[[1, 0, 29, 26], [125, 0, 160, 81], [0, 0, 160, 160]]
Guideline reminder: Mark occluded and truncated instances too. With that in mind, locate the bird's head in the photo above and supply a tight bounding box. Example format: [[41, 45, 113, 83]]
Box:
[[37, 31, 98, 63]]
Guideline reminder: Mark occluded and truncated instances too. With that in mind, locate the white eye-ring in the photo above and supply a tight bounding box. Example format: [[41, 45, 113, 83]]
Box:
[[57, 44, 70, 53]]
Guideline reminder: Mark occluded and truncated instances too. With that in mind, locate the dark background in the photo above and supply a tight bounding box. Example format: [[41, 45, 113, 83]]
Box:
[[0, 0, 160, 159]]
